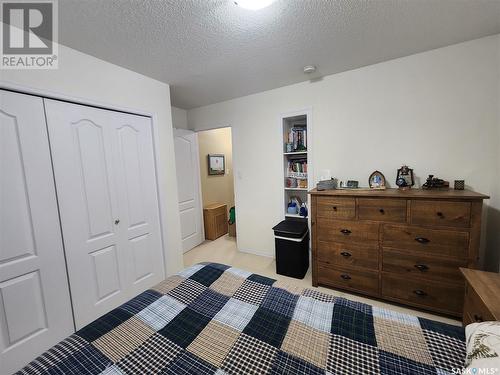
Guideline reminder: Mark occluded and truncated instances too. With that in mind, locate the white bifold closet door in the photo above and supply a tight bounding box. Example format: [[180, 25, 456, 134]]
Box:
[[44, 99, 165, 329], [0, 90, 73, 374]]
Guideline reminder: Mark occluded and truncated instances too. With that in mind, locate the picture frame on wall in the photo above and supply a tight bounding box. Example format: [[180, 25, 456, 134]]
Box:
[[208, 154, 225, 175]]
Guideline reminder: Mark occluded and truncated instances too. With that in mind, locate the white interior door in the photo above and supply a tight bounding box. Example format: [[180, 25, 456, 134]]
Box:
[[174, 129, 204, 252], [0, 90, 73, 374], [44, 99, 164, 329]]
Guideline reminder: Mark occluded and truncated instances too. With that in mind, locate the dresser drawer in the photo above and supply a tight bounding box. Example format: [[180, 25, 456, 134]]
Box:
[[317, 241, 379, 270], [317, 197, 356, 220], [463, 283, 495, 324], [318, 265, 379, 296], [382, 274, 463, 315], [382, 249, 466, 283], [411, 200, 471, 228], [358, 198, 407, 223], [317, 219, 379, 244], [382, 225, 469, 258]]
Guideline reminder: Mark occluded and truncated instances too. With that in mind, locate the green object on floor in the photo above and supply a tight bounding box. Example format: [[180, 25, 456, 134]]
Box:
[[228, 206, 235, 224]]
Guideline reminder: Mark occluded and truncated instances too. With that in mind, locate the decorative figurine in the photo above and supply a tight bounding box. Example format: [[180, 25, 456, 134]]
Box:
[[369, 171, 386, 190], [396, 165, 414, 190], [422, 175, 449, 190]]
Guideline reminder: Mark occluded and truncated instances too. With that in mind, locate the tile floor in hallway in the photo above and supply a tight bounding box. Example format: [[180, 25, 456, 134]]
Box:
[[183, 235, 461, 326]]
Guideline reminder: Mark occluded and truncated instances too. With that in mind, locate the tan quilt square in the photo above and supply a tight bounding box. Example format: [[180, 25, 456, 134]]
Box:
[[374, 317, 434, 365], [93, 317, 155, 362], [151, 275, 185, 295], [272, 280, 306, 295], [187, 320, 240, 367], [281, 320, 330, 368], [210, 272, 245, 297]]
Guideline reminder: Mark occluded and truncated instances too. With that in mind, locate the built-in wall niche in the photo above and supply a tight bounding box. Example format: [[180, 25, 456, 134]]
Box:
[[281, 110, 312, 219]]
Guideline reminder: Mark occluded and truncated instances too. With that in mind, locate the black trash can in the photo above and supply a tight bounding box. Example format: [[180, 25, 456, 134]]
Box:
[[272, 219, 309, 279]]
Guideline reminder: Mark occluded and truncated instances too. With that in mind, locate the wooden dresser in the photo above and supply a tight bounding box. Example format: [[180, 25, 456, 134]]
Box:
[[309, 188, 489, 317]]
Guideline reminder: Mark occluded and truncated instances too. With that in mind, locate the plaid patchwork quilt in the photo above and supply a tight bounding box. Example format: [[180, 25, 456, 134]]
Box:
[[18, 263, 466, 375]]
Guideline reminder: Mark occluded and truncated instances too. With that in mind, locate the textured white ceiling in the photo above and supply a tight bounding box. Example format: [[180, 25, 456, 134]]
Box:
[[59, 0, 500, 109]]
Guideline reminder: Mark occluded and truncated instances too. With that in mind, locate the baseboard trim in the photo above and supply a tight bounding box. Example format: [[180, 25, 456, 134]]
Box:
[[237, 247, 275, 258]]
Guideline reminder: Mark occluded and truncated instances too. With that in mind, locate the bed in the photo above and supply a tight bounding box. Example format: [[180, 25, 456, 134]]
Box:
[[18, 262, 465, 374]]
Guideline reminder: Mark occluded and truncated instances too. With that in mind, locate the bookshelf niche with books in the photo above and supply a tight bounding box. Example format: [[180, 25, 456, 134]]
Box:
[[282, 112, 311, 219]]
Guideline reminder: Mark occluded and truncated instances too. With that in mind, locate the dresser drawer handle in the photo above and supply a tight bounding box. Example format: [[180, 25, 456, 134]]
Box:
[[415, 237, 430, 244], [414, 264, 429, 272], [473, 314, 484, 322], [413, 289, 427, 297], [379, 208, 385, 214], [340, 251, 352, 258], [340, 274, 351, 280], [333, 206, 338, 211], [436, 211, 444, 218], [340, 229, 352, 235]]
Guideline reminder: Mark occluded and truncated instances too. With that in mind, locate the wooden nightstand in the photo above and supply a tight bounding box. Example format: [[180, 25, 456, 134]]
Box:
[[460, 268, 500, 326]]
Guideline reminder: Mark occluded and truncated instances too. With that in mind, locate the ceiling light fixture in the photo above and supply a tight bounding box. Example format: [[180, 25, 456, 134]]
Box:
[[234, 0, 275, 10]]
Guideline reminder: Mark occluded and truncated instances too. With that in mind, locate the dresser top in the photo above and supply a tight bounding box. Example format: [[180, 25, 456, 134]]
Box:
[[460, 268, 500, 320], [204, 203, 227, 210], [309, 188, 489, 200]]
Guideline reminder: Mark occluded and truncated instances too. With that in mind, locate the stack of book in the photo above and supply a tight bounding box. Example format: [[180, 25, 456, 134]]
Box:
[[286, 126, 307, 151], [287, 159, 308, 178]]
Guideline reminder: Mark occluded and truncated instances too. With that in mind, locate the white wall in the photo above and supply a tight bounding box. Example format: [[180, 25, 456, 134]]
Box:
[[188, 35, 500, 266], [1, 43, 184, 275], [171, 106, 189, 129], [486, 34, 500, 271]]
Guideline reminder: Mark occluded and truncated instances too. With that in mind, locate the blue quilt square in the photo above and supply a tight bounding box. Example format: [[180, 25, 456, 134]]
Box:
[[45, 344, 111, 374], [205, 263, 231, 271], [418, 317, 465, 341], [159, 308, 211, 348], [268, 350, 324, 375], [261, 287, 299, 318], [331, 304, 376, 346], [190, 266, 224, 287], [243, 307, 291, 348], [335, 297, 373, 314], [247, 274, 276, 286], [162, 350, 217, 375], [119, 290, 163, 315], [77, 308, 133, 342], [189, 289, 230, 319], [379, 350, 438, 375]]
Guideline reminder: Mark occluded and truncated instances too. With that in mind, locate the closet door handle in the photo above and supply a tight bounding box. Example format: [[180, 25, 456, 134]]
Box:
[[114, 219, 120, 225], [340, 274, 351, 280], [415, 237, 430, 244], [414, 264, 429, 272], [340, 229, 352, 235], [340, 251, 352, 258], [413, 289, 427, 297]]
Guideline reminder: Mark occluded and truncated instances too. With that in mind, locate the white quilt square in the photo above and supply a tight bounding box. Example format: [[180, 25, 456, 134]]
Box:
[[137, 295, 186, 331], [213, 298, 258, 331], [372, 306, 420, 327], [292, 295, 334, 333]]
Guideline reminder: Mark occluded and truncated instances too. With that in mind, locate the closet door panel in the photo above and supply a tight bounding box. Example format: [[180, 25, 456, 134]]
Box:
[[0, 90, 73, 374], [112, 113, 164, 294], [45, 100, 164, 329], [44, 100, 129, 329]]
